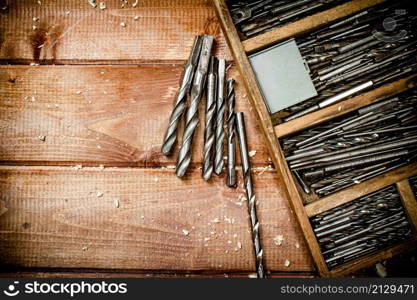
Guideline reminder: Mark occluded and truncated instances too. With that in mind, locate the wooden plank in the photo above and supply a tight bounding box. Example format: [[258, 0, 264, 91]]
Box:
[[275, 75, 417, 138], [305, 163, 417, 217], [0, 166, 313, 272], [396, 180, 417, 235], [0, 0, 231, 63], [0, 269, 314, 278], [242, 0, 386, 54], [0, 65, 271, 166], [213, 0, 328, 276]]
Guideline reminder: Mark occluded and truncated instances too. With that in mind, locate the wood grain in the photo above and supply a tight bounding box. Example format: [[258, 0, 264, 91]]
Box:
[[0, 65, 271, 166], [0, 166, 313, 272], [0, 0, 231, 63], [396, 180, 417, 236]]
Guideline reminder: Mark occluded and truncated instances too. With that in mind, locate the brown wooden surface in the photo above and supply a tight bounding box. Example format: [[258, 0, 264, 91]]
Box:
[[242, 0, 386, 54], [396, 180, 417, 235], [0, 0, 231, 63]]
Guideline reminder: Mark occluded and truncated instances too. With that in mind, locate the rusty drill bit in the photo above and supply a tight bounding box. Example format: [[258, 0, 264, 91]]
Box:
[[236, 112, 265, 278], [226, 79, 237, 188], [161, 36, 203, 155], [214, 59, 226, 175], [176, 35, 214, 178], [202, 57, 218, 181]]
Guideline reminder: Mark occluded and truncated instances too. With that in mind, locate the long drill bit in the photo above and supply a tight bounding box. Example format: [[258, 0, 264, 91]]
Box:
[[176, 35, 214, 178], [202, 57, 218, 181], [161, 36, 203, 155], [236, 112, 265, 278], [214, 59, 226, 175], [226, 79, 237, 188]]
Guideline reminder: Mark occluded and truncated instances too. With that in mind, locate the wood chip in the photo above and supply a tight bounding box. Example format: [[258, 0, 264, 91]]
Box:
[[120, 22, 126, 27], [134, 16, 140, 20], [211, 218, 220, 223], [182, 229, 190, 236], [38, 135, 46, 142], [73, 165, 83, 170], [82, 246, 88, 251], [88, 0, 97, 8], [99, 2, 106, 9], [114, 199, 120, 208], [96, 191, 103, 198], [33, 17, 39, 22], [295, 242, 300, 249], [249, 150, 257, 157], [284, 259, 291, 267], [273, 235, 284, 246], [132, 0, 139, 7]]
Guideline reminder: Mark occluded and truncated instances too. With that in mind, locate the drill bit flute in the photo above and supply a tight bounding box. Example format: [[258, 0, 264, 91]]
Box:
[[214, 59, 226, 175], [176, 35, 214, 177], [203, 57, 218, 181], [226, 79, 237, 188], [161, 36, 203, 155], [236, 112, 265, 278]]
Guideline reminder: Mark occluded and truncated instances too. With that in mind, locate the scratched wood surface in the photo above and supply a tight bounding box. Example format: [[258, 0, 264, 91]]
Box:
[[2, 0, 411, 277], [0, 0, 231, 63]]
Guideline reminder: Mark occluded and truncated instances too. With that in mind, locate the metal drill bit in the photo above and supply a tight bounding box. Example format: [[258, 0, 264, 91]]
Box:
[[214, 59, 226, 175], [161, 36, 203, 156], [176, 35, 214, 178], [236, 112, 265, 278], [202, 57, 218, 181], [226, 79, 237, 188]]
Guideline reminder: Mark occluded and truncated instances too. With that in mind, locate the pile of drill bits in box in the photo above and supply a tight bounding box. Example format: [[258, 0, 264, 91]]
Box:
[[282, 89, 417, 197], [282, 0, 417, 121], [410, 175, 417, 198], [311, 185, 413, 268], [161, 35, 265, 278], [227, 0, 348, 39]]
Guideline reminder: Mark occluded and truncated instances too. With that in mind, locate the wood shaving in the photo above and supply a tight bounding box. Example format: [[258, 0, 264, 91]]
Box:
[[65, 10, 71, 15], [182, 229, 190, 236], [33, 17, 39, 22], [134, 16, 140, 20], [88, 0, 97, 8], [211, 218, 220, 223], [249, 150, 257, 157], [295, 242, 300, 249], [237, 242, 242, 249], [96, 191, 103, 198], [38, 135, 46, 142], [99, 165, 105, 170], [120, 22, 126, 27], [37, 0, 42, 5], [74, 165, 83, 170], [32, 25, 38, 31], [132, 0, 139, 7], [76, 90, 82, 94], [99, 2, 106, 9], [224, 216, 235, 224], [82, 246, 88, 251], [248, 274, 257, 278], [273, 235, 284, 246], [284, 259, 291, 267], [114, 199, 120, 208]]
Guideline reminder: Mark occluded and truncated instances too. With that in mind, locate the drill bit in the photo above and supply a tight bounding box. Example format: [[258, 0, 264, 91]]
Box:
[[176, 35, 214, 178], [236, 112, 265, 278], [226, 79, 237, 188], [161, 36, 203, 155], [202, 57, 218, 181], [214, 59, 227, 175]]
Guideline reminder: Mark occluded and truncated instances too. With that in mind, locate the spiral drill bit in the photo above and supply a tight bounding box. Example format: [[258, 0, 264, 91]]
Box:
[[226, 79, 237, 188], [176, 35, 214, 178], [202, 57, 218, 181], [236, 112, 265, 278], [214, 59, 226, 175], [161, 36, 203, 155]]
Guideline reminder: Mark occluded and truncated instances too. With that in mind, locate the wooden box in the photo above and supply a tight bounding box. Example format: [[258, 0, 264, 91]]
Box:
[[213, 0, 417, 277]]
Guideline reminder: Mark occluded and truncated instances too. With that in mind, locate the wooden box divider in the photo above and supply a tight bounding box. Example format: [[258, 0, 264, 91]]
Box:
[[212, 0, 417, 277]]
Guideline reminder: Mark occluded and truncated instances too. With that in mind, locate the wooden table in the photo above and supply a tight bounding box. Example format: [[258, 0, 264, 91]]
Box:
[[0, 0, 414, 278]]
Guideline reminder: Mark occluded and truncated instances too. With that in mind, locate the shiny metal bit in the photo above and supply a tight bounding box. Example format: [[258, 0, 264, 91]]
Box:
[[214, 59, 226, 175], [176, 35, 214, 178], [226, 79, 237, 188], [161, 36, 203, 155], [236, 112, 265, 278], [202, 57, 218, 181]]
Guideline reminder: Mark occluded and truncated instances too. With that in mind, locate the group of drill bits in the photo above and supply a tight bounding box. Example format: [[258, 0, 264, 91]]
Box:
[[311, 185, 412, 268], [281, 0, 417, 121], [228, 0, 348, 39], [161, 35, 265, 278], [282, 89, 417, 198]]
